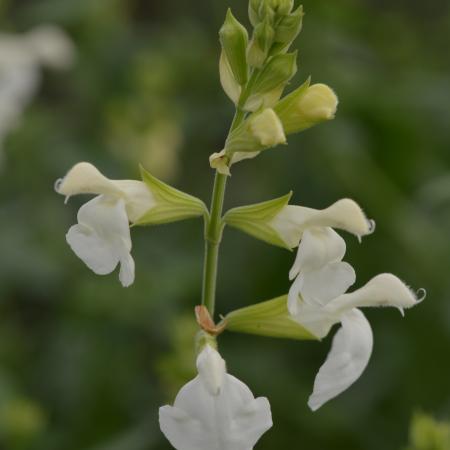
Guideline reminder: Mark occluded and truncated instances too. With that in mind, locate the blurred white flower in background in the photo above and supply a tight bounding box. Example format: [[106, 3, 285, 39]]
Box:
[[0, 25, 74, 165]]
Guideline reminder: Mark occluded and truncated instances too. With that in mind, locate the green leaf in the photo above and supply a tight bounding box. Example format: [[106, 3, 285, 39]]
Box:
[[224, 295, 317, 340], [136, 166, 208, 226], [224, 192, 292, 249]]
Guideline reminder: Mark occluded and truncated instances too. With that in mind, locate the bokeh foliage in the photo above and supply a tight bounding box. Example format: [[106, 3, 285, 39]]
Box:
[[0, 0, 449, 449]]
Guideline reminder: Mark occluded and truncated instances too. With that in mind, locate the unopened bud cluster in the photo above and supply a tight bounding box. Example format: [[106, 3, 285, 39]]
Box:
[[215, 0, 337, 175]]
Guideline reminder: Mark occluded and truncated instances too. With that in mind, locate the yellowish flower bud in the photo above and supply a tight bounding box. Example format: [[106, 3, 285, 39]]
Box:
[[249, 108, 286, 147], [209, 109, 286, 174], [275, 81, 338, 134]]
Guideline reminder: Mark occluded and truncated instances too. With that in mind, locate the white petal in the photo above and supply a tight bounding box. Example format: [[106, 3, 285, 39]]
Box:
[[119, 252, 135, 287], [196, 345, 226, 396], [159, 373, 272, 450], [24, 25, 74, 69], [327, 273, 421, 315], [287, 292, 338, 339], [56, 162, 121, 198], [271, 199, 373, 248], [308, 309, 373, 411], [66, 196, 135, 287], [114, 180, 156, 222], [300, 262, 356, 306], [289, 227, 346, 280]]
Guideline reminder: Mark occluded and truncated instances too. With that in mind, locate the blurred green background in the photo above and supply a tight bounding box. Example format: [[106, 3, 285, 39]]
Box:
[[0, 0, 449, 449]]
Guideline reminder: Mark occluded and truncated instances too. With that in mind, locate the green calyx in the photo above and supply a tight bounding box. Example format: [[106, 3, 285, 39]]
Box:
[[224, 192, 292, 249], [135, 166, 208, 226], [224, 295, 316, 340]]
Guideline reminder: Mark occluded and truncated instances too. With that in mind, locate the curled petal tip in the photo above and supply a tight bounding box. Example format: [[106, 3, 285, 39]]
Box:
[[54, 178, 63, 193], [368, 219, 376, 234], [416, 288, 427, 303]]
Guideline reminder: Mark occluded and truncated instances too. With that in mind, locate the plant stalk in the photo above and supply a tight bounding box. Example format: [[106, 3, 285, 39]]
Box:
[[201, 71, 259, 318]]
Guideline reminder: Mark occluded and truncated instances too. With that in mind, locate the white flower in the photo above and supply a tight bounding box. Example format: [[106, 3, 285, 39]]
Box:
[[56, 162, 155, 287], [288, 228, 422, 410], [159, 345, 272, 450], [0, 26, 74, 164], [271, 198, 375, 248]]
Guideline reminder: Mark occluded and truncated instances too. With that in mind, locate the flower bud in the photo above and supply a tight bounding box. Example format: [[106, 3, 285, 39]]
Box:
[[225, 108, 286, 155], [245, 51, 297, 111], [247, 19, 275, 68], [209, 109, 286, 174], [249, 0, 263, 27], [275, 80, 338, 134], [249, 0, 294, 27], [269, 0, 294, 16], [254, 51, 297, 94], [219, 9, 249, 86], [273, 5, 304, 50], [249, 108, 286, 146]]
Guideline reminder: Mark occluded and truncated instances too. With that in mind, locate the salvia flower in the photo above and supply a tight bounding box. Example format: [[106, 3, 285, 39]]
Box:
[[55, 162, 155, 287], [287, 226, 423, 410], [159, 345, 272, 450], [224, 196, 373, 249]]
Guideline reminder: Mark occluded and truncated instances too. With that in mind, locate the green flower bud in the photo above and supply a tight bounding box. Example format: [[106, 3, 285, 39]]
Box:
[[248, 19, 275, 68], [224, 295, 316, 341], [245, 51, 297, 110], [274, 79, 338, 134], [249, 0, 293, 27], [219, 9, 249, 86], [249, 0, 263, 27], [274, 5, 304, 50], [269, 0, 294, 16]]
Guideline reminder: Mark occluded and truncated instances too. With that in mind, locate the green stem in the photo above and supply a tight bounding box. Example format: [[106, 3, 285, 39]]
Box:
[[201, 70, 259, 318], [202, 171, 227, 316]]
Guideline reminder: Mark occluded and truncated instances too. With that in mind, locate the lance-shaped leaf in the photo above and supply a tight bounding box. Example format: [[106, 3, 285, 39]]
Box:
[[224, 295, 316, 340], [224, 192, 292, 248], [136, 166, 208, 225]]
